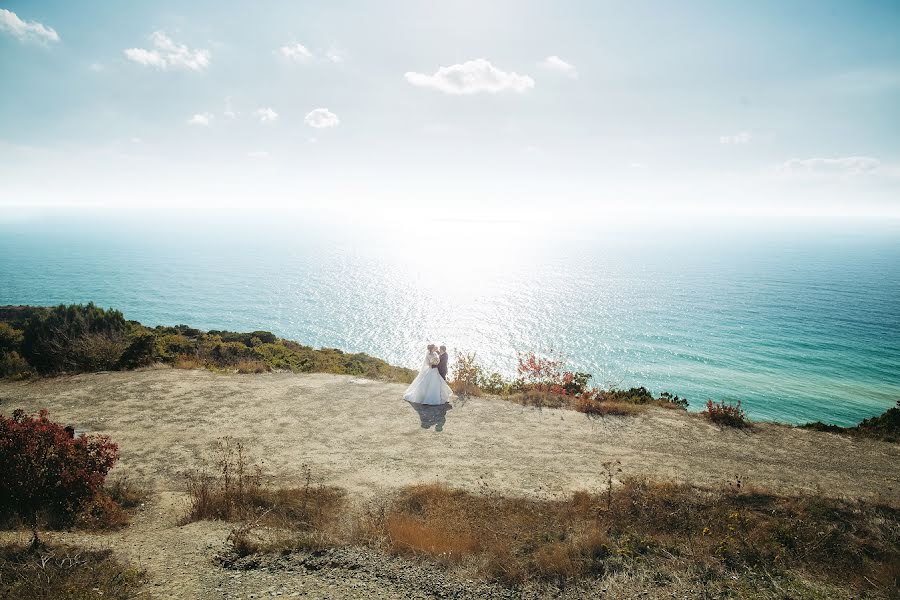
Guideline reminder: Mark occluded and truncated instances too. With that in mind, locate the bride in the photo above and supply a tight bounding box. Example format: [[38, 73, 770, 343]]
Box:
[[403, 344, 452, 405]]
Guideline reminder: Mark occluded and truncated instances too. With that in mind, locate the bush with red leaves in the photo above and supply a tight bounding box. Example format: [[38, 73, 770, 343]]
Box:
[[0, 409, 119, 546]]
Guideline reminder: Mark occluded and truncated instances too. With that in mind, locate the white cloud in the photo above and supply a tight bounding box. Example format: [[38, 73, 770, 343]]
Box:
[[779, 156, 881, 176], [125, 31, 210, 71], [720, 131, 753, 144], [254, 107, 279, 123], [537, 55, 578, 79], [247, 151, 269, 158], [278, 42, 313, 62], [305, 108, 340, 128], [187, 112, 213, 126], [325, 45, 344, 63], [405, 59, 535, 95], [0, 8, 59, 44], [88, 62, 104, 72]]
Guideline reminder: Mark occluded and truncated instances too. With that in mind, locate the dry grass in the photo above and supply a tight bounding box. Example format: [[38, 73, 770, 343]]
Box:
[[184, 438, 345, 557], [574, 398, 645, 417], [449, 379, 482, 397], [0, 543, 143, 599], [234, 359, 270, 374], [352, 480, 899, 592], [104, 476, 151, 510], [173, 354, 203, 369]]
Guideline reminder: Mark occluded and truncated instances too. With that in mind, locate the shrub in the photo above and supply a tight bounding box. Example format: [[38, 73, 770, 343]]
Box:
[[71, 332, 128, 371], [117, 332, 158, 369], [657, 391, 689, 409], [0, 351, 31, 379], [703, 399, 749, 428], [0, 323, 23, 354], [855, 400, 900, 442], [0, 409, 119, 547], [575, 397, 644, 417], [450, 351, 483, 398], [21, 303, 127, 374]]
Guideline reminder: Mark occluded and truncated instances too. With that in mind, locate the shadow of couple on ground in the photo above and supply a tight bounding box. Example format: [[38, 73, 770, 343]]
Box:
[[407, 401, 453, 432]]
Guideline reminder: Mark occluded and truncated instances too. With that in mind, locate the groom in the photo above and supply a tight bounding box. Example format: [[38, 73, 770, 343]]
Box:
[[437, 345, 449, 381]]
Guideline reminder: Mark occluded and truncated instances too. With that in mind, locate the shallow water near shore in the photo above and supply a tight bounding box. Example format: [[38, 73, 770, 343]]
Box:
[[1, 216, 899, 426]]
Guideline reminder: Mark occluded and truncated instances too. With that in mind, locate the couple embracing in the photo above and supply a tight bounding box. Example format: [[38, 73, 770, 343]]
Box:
[[403, 344, 452, 405]]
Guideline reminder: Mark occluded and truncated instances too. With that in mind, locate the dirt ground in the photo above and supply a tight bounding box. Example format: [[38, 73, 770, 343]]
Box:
[[1, 369, 897, 598]]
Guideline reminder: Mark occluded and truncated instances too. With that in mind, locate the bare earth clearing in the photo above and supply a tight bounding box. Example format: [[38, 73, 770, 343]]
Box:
[[1, 369, 898, 598]]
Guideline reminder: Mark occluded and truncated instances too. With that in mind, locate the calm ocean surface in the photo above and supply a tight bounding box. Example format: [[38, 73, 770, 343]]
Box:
[[2, 217, 898, 426]]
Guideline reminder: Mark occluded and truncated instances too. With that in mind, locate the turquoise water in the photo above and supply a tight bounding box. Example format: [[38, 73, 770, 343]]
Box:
[[1, 217, 898, 426]]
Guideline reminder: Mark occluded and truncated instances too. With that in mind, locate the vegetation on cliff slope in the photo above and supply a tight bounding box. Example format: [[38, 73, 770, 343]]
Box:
[[0, 304, 416, 382]]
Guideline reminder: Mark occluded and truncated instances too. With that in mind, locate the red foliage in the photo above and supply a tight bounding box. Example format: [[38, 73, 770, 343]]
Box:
[[703, 399, 748, 428], [516, 351, 564, 392], [0, 409, 119, 545]]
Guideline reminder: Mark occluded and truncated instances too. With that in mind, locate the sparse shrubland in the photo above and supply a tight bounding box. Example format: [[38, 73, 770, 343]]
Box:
[[450, 349, 690, 418], [209, 445, 899, 596], [0, 304, 416, 382]]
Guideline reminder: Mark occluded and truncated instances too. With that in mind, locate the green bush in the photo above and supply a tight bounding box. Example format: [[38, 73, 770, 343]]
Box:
[[21, 303, 127, 374], [0, 323, 23, 354], [0, 351, 31, 378]]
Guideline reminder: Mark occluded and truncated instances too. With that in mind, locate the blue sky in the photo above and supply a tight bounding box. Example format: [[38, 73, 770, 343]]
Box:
[[1, 1, 899, 223]]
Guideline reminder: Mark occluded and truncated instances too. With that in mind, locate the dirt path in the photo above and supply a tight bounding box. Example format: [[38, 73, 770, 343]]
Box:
[[1, 369, 898, 598]]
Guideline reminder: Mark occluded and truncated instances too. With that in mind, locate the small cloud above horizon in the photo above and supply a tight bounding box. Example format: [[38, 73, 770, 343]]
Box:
[[305, 108, 339, 128], [405, 59, 535, 95], [187, 112, 213, 126], [278, 42, 313, 62], [779, 156, 881, 176], [125, 31, 210, 71], [537, 55, 578, 79], [254, 107, 278, 123], [720, 131, 753, 144], [0, 8, 59, 44]]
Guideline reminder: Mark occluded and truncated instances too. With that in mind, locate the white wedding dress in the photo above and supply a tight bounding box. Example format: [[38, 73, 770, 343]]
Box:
[[403, 350, 452, 405]]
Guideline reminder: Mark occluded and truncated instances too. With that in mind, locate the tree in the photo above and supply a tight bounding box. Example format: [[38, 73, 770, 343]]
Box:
[[0, 409, 119, 548]]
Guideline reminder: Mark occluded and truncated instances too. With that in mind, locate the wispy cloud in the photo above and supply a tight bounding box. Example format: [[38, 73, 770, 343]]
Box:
[[278, 42, 313, 62], [325, 45, 344, 63], [247, 151, 269, 159], [0, 8, 59, 44], [305, 108, 340, 128], [125, 31, 210, 71], [187, 112, 213, 126], [537, 55, 578, 79], [779, 156, 881, 176], [405, 59, 535, 95], [254, 107, 278, 123], [720, 131, 753, 144]]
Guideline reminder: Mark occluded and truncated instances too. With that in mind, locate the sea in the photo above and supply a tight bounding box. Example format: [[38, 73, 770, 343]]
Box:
[[1, 215, 898, 426]]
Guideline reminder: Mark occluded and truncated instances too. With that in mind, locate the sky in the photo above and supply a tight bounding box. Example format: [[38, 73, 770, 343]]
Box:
[[1, 1, 899, 225]]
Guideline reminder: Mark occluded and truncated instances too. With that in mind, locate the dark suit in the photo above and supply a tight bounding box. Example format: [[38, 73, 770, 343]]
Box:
[[437, 351, 449, 380]]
